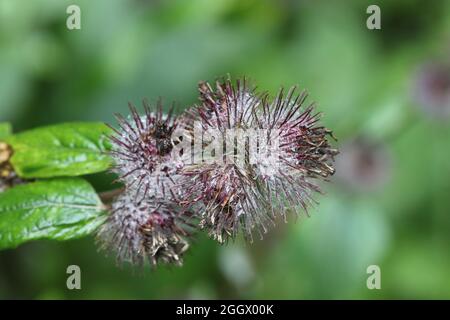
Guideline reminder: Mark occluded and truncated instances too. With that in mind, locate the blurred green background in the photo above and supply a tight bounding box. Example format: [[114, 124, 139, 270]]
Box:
[[1, 0, 450, 299]]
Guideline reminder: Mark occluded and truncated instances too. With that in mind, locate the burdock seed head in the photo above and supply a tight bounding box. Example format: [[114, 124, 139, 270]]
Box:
[[100, 76, 338, 260], [108, 99, 183, 201], [255, 86, 338, 219], [96, 192, 194, 267], [178, 78, 338, 243], [178, 78, 273, 243]]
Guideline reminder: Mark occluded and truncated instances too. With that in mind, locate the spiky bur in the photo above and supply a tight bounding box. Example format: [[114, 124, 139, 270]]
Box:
[[176, 80, 273, 243], [178, 79, 338, 243], [96, 193, 194, 267], [255, 87, 338, 221], [108, 100, 182, 202], [100, 77, 338, 262]]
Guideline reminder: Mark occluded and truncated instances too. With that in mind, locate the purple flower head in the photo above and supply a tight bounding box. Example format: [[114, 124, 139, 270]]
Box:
[[97, 192, 194, 267], [177, 79, 272, 243], [99, 76, 338, 261], [256, 86, 338, 220], [178, 78, 338, 243], [108, 100, 183, 201]]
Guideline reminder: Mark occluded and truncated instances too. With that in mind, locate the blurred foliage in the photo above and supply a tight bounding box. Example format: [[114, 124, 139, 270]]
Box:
[[1, 0, 450, 299]]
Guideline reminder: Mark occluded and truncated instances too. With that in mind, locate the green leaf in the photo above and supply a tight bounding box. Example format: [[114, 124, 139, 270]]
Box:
[[0, 123, 12, 140], [5, 122, 112, 178], [0, 178, 107, 250]]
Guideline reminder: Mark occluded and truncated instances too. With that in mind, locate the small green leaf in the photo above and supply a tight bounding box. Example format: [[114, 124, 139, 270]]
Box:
[[0, 123, 12, 140], [0, 178, 107, 250], [5, 122, 112, 178]]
